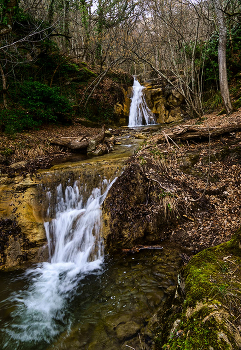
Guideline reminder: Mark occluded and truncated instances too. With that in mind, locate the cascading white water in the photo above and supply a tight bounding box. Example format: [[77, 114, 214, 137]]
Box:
[[128, 77, 156, 127], [4, 179, 115, 345]]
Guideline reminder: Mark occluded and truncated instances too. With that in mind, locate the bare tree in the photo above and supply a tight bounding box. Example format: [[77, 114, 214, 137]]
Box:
[[212, 0, 233, 114]]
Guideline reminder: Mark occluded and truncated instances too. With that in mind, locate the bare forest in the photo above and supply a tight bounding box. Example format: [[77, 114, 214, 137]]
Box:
[[0, 0, 241, 120]]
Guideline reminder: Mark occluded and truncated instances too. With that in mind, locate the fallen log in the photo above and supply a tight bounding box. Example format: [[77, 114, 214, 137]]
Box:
[[157, 120, 241, 143], [92, 125, 105, 143], [67, 139, 89, 150], [51, 126, 106, 152], [51, 137, 89, 150]]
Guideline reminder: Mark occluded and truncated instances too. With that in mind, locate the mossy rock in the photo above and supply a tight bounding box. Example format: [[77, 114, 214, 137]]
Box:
[[157, 228, 241, 349]]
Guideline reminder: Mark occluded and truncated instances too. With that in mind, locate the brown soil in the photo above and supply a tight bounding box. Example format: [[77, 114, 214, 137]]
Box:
[[140, 108, 241, 254]]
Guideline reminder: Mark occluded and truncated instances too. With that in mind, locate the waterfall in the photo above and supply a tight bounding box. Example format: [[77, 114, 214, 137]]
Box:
[[128, 77, 156, 127], [3, 178, 115, 345]]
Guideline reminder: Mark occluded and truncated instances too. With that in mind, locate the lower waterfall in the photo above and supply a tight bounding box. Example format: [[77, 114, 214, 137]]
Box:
[[2, 178, 115, 346], [128, 77, 156, 127]]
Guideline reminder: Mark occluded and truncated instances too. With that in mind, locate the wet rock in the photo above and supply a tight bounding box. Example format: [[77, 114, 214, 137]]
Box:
[[89, 143, 109, 156], [135, 133, 147, 139], [105, 130, 112, 137], [114, 86, 132, 126], [116, 321, 141, 341], [87, 139, 98, 153], [0, 156, 125, 269], [5, 236, 22, 268], [9, 161, 28, 170]]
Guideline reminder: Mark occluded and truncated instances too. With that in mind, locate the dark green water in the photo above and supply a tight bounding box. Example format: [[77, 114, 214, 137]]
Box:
[[0, 245, 182, 350]]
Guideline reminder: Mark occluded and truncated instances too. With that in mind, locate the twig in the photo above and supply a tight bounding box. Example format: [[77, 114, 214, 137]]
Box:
[[162, 131, 171, 147], [145, 175, 173, 193], [166, 134, 180, 149], [139, 333, 144, 350], [126, 346, 136, 350]]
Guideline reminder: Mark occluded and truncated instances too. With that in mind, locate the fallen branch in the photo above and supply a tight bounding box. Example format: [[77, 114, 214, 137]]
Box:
[[157, 120, 241, 143]]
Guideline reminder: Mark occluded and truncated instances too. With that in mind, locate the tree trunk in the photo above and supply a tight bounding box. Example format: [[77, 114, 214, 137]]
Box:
[[63, 0, 70, 52], [213, 0, 233, 114], [0, 63, 7, 109]]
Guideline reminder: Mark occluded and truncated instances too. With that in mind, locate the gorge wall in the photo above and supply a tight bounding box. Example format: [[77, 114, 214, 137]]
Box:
[[114, 80, 186, 125]]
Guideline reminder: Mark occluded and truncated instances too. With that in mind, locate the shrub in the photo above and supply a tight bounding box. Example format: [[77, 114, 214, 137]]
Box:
[[18, 80, 72, 122], [0, 81, 72, 133], [0, 109, 40, 134]]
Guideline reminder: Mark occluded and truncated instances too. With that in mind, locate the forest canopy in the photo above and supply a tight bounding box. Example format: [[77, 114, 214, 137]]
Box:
[[0, 0, 241, 131]]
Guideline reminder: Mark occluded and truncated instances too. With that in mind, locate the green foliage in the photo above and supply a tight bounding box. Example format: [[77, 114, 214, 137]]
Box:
[[182, 40, 206, 68], [0, 109, 40, 134], [203, 33, 219, 85], [76, 67, 97, 81], [203, 90, 223, 111], [19, 81, 71, 123], [13, 6, 31, 23], [81, 98, 115, 124], [18, 80, 72, 120], [1, 147, 14, 157], [0, 81, 72, 133], [150, 147, 162, 158], [158, 190, 174, 199], [234, 97, 241, 109], [139, 156, 147, 165], [29, 49, 97, 87]]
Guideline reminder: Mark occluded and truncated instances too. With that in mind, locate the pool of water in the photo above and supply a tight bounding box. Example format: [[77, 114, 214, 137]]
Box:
[[0, 244, 182, 350]]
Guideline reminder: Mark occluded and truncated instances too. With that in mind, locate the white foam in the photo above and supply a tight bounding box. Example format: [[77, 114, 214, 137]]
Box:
[[128, 77, 156, 126], [4, 178, 116, 344]]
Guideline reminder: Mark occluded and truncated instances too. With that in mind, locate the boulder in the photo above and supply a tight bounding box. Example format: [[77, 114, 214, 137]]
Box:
[[157, 232, 241, 349]]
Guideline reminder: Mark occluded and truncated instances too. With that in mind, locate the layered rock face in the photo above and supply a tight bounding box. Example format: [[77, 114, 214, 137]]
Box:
[[114, 82, 186, 125], [0, 176, 48, 269], [144, 83, 185, 124], [114, 86, 132, 125]]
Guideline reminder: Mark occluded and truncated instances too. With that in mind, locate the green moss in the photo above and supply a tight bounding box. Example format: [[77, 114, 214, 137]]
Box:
[[158, 227, 241, 349], [165, 309, 230, 349], [233, 97, 241, 109], [203, 90, 223, 111]]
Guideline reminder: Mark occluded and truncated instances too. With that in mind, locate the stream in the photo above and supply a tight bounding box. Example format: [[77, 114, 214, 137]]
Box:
[[0, 93, 182, 349]]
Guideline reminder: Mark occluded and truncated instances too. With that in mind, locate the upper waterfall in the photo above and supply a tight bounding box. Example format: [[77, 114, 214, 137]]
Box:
[[128, 77, 156, 127]]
